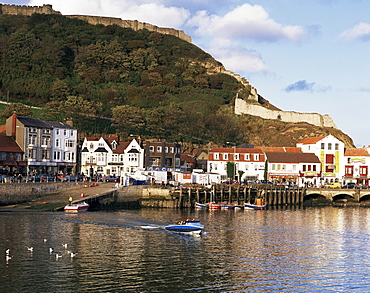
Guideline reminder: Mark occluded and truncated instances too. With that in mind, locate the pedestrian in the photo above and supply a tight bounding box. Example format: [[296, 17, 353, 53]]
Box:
[[68, 196, 73, 206]]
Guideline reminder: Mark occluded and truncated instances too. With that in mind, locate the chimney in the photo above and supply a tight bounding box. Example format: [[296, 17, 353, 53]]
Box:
[[66, 118, 73, 127], [11, 111, 17, 138]]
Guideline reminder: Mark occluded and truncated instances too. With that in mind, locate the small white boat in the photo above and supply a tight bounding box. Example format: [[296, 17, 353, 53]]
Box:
[[64, 202, 90, 212], [165, 220, 204, 234], [244, 203, 267, 210], [195, 202, 208, 208]]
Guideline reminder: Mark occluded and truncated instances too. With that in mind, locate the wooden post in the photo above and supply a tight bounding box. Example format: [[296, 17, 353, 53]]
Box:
[[196, 189, 200, 204]]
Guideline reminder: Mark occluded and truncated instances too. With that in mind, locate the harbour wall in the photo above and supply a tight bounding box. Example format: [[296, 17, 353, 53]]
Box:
[[0, 181, 85, 205]]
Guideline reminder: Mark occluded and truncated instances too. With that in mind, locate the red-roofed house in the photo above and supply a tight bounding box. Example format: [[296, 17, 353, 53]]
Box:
[[208, 146, 265, 182], [0, 134, 26, 175], [343, 148, 370, 185], [296, 135, 345, 183]]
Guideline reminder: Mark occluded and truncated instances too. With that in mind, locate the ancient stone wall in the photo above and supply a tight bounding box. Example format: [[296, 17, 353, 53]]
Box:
[[0, 4, 191, 42], [235, 97, 337, 128]]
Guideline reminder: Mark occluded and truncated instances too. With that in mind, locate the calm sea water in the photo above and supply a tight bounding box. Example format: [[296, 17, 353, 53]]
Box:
[[1, 206, 370, 292]]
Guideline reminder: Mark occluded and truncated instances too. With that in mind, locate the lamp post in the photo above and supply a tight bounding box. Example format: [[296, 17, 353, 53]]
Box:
[[226, 142, 236, 183]]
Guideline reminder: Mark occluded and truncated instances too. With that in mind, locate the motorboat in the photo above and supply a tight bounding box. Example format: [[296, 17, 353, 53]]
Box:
[[244, 198, 266, 210], [165, 220, 204, 234], [64, 202, 90, 212]]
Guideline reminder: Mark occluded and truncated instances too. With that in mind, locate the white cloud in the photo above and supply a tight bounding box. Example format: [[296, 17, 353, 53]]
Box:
[[209, 46, 270, 74], [186, 3, 306, 42], [28, 0, 190, 28], [339, 22, 370, 42]]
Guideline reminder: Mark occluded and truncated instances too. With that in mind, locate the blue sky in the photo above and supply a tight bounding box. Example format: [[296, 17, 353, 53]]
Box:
[[3, 0, 370, 147]]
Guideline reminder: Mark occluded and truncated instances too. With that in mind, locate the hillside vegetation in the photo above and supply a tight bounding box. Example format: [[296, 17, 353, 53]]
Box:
[[0, 13, 355, 148]]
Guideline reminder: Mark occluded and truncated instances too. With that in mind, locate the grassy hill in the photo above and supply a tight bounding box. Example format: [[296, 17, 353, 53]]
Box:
[[0, 13, 355, 148]]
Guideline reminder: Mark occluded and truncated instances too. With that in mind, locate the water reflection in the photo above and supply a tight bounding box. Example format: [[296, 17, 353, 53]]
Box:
[[2, 207, 370, 292]]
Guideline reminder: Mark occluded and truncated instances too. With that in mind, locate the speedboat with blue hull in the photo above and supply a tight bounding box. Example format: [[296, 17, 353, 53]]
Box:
[[165, 220, 204, 234]]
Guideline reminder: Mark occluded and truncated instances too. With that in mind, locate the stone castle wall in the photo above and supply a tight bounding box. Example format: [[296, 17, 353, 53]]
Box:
[[235, 97, 337, 128], [0, 4, 191, 42]]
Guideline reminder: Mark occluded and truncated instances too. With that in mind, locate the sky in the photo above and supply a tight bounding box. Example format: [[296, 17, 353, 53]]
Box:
[[2, 0, 370, 147]]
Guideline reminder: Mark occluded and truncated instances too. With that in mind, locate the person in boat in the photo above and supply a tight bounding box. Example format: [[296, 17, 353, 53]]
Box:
[[68, 196, 73, 206]]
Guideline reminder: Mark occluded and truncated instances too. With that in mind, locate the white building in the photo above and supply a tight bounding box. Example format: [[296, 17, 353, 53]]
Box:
[[80, 137, 144, 178], [343, 148, 370, 185], [208, 147, 265, 182], [296, 135, 345, 182], [48, 120, 77, 174]]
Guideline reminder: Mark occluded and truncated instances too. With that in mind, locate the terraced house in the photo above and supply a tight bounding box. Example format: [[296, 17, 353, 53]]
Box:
[[4, 112, 77, 175]]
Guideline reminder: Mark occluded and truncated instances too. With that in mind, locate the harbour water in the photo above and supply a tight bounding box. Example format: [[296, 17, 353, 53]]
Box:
[[2, 206, 370, 292]]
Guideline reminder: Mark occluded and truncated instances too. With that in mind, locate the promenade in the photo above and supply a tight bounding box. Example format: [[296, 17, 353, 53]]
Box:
[[0, 182, 116, 212]]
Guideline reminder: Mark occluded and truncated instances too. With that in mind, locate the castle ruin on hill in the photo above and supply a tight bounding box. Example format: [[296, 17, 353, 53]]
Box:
[[0, 4, 192, 42], [0, 4, 337, 129]]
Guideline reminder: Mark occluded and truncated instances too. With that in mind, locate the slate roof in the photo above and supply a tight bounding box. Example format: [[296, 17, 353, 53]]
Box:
[[344, 148, 370, 157], [17, 116, 75, 129], [265, 152, 320, 163]]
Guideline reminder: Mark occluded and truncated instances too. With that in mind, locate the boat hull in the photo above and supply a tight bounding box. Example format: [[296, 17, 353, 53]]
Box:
[[64, 202, 90, 212], [165, 221, 204, 234], [244, 203, 267, 210]]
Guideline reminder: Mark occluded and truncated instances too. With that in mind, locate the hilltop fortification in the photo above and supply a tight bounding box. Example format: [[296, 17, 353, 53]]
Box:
[[0, 4, 192, 42]]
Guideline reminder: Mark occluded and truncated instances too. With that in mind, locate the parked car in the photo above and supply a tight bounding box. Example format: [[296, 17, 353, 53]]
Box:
[[260, 180, 273, 184], [342, 182, 356, 189], [105, 175, 119, 182], [325, 182, 341, 189]]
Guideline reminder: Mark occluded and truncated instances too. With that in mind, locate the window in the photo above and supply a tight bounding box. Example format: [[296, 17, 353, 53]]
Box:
[[64, 130, 67, 135], [42, 150, 50, 160], [282, 164, 286, 170], [292, 165, 296, 171], [157, 146, 162, 152], [41, 136, 50, 146], [149, 146, 154, 152], [272, 164, 276, 170], [335, 143, 339, 150], [277, 164, 281, 170], [65, 140, 74, 148], [28, 134, 37, 145], [112, 154, 118, 162], [328, 143, 332, 150], [223, 153, 228, 160], [165, 147, 168, 153], [56, 129, 59, 135], [321, 143, 325, 150], [42, 129, 50, 134], [254, 154, 259, 161], [170, 147, 174, 153], [0, 152, 6, 160], [234, 153, 239, 160], [70, 130, 73, 136], [56, 139, 60, 147], [313, 165, 316, 171], [302, 165, 306, 171], [245, 154, 250, 161], [214, 153, 219, 160]]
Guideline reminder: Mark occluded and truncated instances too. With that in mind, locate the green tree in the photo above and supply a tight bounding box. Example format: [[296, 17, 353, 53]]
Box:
[[0, 103, 33, 118]]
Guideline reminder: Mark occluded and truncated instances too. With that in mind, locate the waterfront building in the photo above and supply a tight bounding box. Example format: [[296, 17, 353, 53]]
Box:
[[343, 147, 370, 186], [296, 135, 345, 183], [5, 112, 77, 175], [264, 152, 321, 187], [144, 141, 181, 171], [207, 146, 265, 182], [80, 137, 144, 178], [48, 119, 77, 175], [0, 133, 26, 176]]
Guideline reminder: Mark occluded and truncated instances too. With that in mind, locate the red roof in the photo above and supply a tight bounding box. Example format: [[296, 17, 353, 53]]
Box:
[[0, 136, 23, 153], [297, 136, 326, 145], [344, 148, 370, 157]]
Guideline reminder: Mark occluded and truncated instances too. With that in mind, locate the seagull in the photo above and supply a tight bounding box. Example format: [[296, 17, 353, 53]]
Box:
[[27, 247, 34, 252], [6, 255, 12, 262], [56, 254, 62, 260], [70, 252, 77, 258], [49, 248, 53, 254], [62, 243, 68, 249], [43, 239, 47, 243], [6, 249, 10, 255]]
